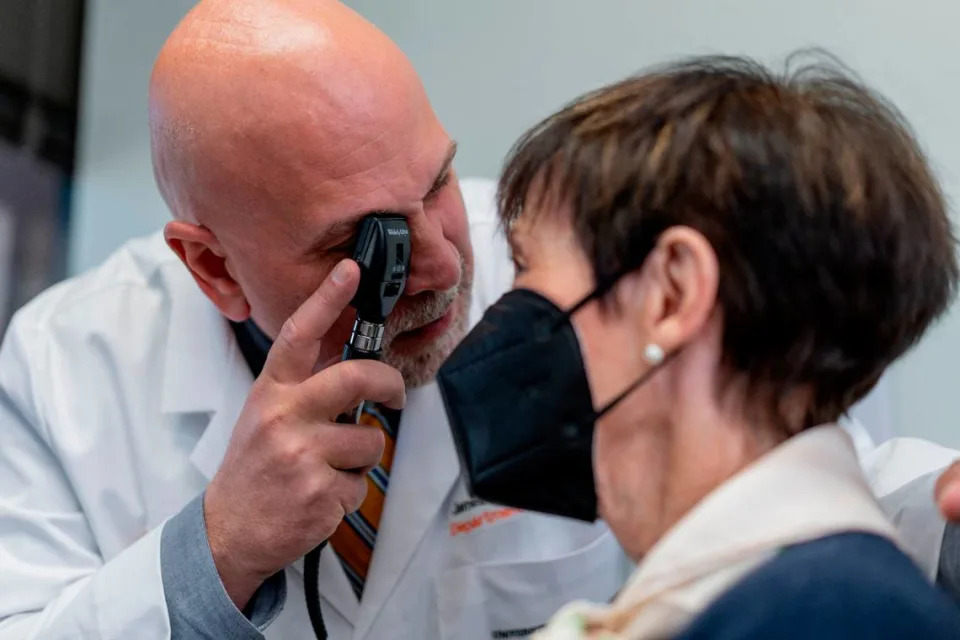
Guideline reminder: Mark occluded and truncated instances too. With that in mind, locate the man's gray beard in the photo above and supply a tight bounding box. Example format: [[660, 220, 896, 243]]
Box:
[[381, 268, 473, 388]]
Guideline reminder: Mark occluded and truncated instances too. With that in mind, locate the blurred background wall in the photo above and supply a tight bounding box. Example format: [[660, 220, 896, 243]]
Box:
[[33, 0, 960, 447]]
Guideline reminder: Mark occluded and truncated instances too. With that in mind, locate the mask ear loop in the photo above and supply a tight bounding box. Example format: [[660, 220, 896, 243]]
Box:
[[549, 230, 660, 332], [591, 347, 677, 422], [547, 272, 620, 333], [553, 264, 676, 423]]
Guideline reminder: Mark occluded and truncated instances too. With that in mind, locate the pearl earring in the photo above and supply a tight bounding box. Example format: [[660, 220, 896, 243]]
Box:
[[643, 343, 665, 366]]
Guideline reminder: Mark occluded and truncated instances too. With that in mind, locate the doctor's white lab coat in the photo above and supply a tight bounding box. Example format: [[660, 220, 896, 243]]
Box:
[[0, 179, 955, 639]]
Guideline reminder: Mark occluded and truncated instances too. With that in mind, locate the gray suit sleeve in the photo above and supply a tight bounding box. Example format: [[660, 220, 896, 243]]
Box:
[[937, 523, 960, 605], [160, 493, 286, 638]]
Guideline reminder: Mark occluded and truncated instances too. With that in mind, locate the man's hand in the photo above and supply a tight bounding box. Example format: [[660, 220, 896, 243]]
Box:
[[936, 461, 960, 523], [203, 259, 406, 609]]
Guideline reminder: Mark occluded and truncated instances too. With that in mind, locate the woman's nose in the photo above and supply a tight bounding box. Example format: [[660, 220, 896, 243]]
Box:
[[403, 211, 461, 296]]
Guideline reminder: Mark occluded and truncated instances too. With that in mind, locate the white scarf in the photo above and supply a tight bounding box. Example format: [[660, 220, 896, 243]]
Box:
[[535, 425, 900, 640]]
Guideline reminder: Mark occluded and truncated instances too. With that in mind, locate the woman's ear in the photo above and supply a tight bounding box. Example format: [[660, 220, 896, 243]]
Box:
[[164, 221, 251, 321], [623, 226, 719, 353]]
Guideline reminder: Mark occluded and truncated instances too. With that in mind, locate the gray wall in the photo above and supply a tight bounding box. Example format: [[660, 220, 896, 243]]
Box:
[[72, 0, 960, 447]]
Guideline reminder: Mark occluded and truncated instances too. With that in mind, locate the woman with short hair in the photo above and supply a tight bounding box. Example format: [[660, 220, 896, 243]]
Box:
[[439, 55, 960, 639]]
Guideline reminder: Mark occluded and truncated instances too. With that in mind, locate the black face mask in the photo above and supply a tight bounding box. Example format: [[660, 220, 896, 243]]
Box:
[[437, 287, 664, 522]]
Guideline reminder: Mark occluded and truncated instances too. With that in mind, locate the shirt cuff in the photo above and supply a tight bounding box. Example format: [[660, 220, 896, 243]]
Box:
[[875, 467, 947, 581], [160, 492, 286, 638]]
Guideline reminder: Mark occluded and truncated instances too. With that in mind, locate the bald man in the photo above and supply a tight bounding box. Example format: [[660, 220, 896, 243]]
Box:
[[2, 1, 960, 638]]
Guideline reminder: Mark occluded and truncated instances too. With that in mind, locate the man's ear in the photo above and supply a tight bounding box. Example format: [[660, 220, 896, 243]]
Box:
[[622, 226, 719, 353], [164, 221, 251, 322]]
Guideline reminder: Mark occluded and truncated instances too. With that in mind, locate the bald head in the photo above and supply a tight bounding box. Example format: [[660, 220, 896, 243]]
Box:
[[150, 0, 426, 227], [151, 0, 472, 387]]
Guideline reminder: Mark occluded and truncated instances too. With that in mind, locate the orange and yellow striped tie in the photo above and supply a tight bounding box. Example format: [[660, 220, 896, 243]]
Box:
[[328, 403, 400, 598]]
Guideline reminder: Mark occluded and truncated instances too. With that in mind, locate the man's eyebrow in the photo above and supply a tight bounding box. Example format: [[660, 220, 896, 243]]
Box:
[[319, 218, 363, 245], [426, 141, 458, 197], [303, 142, 458, 259]]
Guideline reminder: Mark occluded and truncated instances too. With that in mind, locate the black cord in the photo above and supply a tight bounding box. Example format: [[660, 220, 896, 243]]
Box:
[[304, 401, 369, 640], [304, 541, 328, 639], [306, 323, 384, 639]]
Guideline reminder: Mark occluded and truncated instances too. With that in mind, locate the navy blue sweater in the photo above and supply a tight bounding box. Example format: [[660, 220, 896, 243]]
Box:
[[675, 533, 960, 639]]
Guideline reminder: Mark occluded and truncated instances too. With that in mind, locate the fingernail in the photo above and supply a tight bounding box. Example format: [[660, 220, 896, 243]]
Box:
[[332, 260, 351, 284]]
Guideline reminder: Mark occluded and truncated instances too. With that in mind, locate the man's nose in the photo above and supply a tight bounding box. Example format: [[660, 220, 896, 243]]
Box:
[[404, 211, 461, 296]]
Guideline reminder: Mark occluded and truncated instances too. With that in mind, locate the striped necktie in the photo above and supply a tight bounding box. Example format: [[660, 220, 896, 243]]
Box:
[[328, 402, 401, 598]]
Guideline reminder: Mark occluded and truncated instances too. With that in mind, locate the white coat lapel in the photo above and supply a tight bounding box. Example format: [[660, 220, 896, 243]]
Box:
[[352, 381, 461, 639], [154, 268, 254, 481], [159, 263, 239, 419], [186, 340, 252, 481]]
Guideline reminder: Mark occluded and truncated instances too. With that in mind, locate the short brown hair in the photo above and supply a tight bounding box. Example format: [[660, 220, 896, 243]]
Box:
[[498, 52, 958, 430]]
